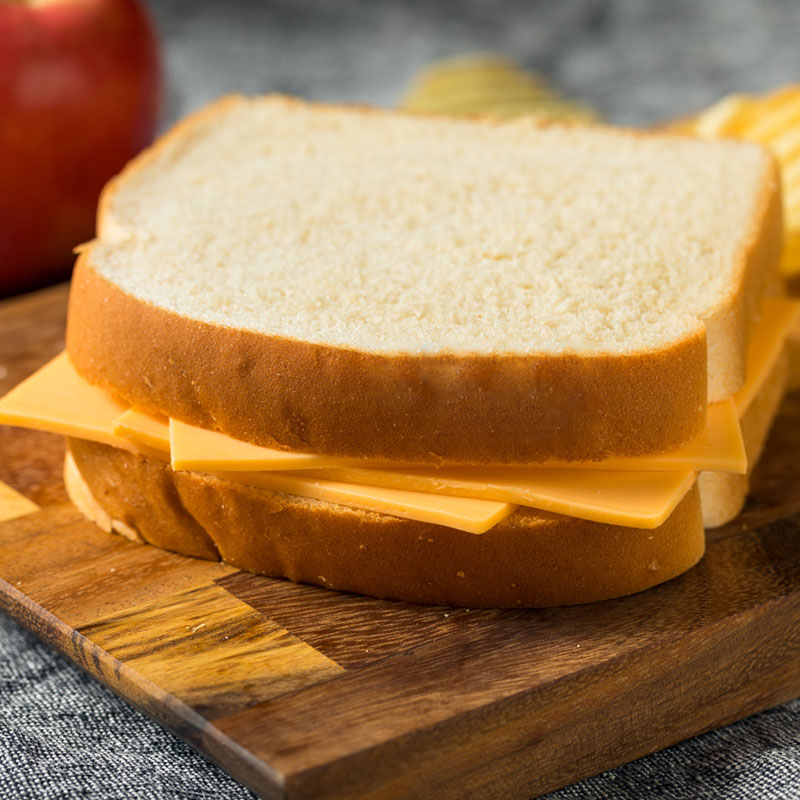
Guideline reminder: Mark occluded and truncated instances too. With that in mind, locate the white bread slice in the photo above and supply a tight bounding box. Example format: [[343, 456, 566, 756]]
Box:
[[64, 442, 704, 608], [66, 96, 782, 465]]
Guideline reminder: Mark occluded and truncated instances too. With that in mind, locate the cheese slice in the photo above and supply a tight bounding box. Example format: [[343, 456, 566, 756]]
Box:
[[119, 411, 407, 470], [169, 399, 745, 474], [114, 401, 694, 527], [0, 353, 164, 460], [286, 466, 696, 529], [153, 411, 690, 527], [169, 417, 390, 471], [0, 480, 39, 523], [733, 297, 800, 415], [575, 399, 743, 472], [0, 358, 683, 529], [215, 471, 514, 534], [114, 408, 170, 452]]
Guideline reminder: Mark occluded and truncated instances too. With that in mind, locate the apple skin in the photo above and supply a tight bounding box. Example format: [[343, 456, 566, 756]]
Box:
[[0, 0, 161, 295]]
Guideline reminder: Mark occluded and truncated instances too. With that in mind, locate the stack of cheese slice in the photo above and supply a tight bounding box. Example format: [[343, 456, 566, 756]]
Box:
[[1, 295, 795, 534]]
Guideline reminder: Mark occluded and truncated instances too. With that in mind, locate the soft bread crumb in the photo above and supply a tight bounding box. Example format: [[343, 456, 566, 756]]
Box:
[[92, 95, 772, 358]]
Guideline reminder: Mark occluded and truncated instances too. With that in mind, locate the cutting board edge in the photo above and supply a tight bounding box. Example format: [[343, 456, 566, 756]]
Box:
[[0, 576, 290, 800]]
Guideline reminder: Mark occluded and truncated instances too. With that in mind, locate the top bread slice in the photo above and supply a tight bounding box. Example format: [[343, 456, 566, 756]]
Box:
[[66, 95, 782, 466]]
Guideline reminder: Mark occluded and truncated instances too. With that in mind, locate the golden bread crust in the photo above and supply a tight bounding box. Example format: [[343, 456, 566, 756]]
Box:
[[67, 255, 707, 465], [66, 439, 705, 608]]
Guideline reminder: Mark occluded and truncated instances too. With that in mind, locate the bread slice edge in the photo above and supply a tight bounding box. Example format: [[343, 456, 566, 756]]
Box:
[[65, 439, 705, 608], [67, 251, 707, 465]]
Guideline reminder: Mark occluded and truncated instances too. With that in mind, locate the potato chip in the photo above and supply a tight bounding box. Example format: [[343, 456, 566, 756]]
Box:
[[401, 54, 598, 122]]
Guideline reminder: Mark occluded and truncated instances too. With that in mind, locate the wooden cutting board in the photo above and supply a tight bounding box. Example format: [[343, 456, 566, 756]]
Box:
[[1, 284, 799, 800]]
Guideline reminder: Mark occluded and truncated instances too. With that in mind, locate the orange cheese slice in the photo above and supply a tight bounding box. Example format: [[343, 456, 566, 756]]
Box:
[[0, 357, 513, 534], [557, 399, 743, 472], [114, 407, 170, 452], [215, 471, 514, 534], [108, 410, 692, 528], [7, 293, 795, 536], [0, 353, 164, 460], [169, 417, 389, 471], [8, 362, 690, 529], [286, 466, 695, 529], [116, 411, 516, 532]]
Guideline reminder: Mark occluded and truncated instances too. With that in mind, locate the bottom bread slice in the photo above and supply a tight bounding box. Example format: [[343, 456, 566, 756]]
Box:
[[699, 350, 788, 528], [65, 439, 704, 608]]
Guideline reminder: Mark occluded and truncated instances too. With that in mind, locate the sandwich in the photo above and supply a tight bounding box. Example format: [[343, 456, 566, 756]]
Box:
[[1, 95, 797, 607]]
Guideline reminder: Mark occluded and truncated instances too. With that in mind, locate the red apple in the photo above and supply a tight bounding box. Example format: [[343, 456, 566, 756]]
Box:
[[0, 0, 161, 295]]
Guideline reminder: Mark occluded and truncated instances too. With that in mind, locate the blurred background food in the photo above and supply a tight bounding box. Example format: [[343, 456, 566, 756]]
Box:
[[143, 0, 800, 126], [0, 0, 161, 297], [401, 54, 597, 121]]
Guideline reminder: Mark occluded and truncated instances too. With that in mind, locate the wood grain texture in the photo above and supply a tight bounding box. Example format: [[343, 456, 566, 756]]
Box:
[[0, 283, 69, 505], [217, 572, 483, 669], [0, 577, 288, 800], [81, 582, 343, 718], [0, 505, 236, 628], [0, 286, 799, 800]]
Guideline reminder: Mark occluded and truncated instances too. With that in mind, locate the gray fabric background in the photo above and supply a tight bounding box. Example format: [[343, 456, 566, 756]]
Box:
[[2, 0, 800, 797]]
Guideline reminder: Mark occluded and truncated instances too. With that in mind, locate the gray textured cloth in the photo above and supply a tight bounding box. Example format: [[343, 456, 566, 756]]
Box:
[[3, 0, 800, 797]]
